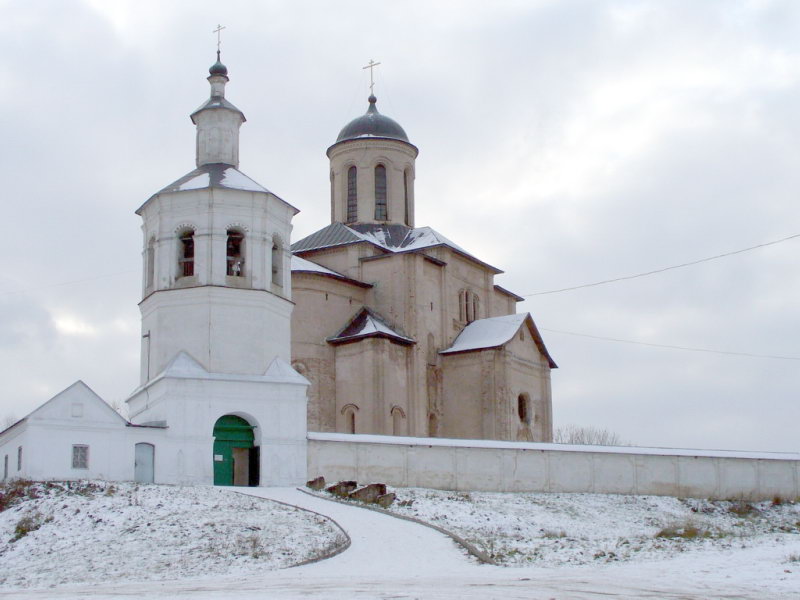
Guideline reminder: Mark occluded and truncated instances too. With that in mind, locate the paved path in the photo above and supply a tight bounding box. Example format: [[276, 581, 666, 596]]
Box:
[[3, 487, 796, 599]]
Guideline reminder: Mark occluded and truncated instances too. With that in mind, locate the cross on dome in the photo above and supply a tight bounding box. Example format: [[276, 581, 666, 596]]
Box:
[[362, 59, 381, 96]]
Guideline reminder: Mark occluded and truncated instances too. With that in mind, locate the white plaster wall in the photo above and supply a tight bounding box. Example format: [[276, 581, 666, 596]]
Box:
[[308, 434, 800, 501], [128, 372, 308, 486]]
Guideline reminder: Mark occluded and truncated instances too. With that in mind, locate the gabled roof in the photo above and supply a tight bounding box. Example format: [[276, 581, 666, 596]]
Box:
[[440, 313, 557, 368], [127, 351, 309, 396], [290, 256, 372, 288], [292, 222, 501, 273], [0, 380, 127, 438], [327, 307, 415, 346]]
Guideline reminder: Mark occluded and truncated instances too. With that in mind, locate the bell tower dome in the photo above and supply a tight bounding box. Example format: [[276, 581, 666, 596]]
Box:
[[327, 94, 419, 227]]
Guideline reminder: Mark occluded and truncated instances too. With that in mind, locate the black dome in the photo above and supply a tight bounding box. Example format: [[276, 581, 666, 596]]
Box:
[[335, 95, 409, 143], [209, 52, 228, 76]]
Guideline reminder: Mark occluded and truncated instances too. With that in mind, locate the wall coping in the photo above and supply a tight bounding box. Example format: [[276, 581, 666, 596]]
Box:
[[307, 432, 800, 462]]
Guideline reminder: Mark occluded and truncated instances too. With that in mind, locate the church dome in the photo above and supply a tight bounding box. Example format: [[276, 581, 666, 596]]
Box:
[[209, 56, 228, 76], [335, 95, 410, 144]]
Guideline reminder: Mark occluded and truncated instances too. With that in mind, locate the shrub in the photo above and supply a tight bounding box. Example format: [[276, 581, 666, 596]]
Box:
[[655, 522, 714, 540], [10, 511, 50, 542]]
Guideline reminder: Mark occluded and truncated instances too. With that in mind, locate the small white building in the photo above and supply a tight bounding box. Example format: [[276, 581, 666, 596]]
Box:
[[0, 54, 309, 487]]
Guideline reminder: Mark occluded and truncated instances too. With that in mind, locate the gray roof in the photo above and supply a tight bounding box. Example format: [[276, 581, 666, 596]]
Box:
[[333, 95, 411, 145], [292, 222, 502, 273], [190, 96, 245, 123], [156, 163, 270, 195]]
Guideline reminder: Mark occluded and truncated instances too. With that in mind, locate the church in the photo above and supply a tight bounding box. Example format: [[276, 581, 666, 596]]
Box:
[[290, 90, 556, 443], [0, 53, 555, 488]]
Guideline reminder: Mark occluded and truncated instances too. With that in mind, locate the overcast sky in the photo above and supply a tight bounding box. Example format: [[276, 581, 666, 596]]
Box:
[[1, 0, 798, 452]]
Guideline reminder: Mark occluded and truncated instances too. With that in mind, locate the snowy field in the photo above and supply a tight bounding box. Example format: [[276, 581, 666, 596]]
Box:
[[0, 481, 345, 590], [1, 481, 799, 599], [386, 487, 800, 567]]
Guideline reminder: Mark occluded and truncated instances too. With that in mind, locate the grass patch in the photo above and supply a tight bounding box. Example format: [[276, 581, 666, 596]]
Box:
[[655, 522, 715, 540]]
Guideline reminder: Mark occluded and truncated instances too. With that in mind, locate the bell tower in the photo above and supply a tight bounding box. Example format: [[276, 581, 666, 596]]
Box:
[[134, 55, 297, 383], [126, 53, 308, 487]]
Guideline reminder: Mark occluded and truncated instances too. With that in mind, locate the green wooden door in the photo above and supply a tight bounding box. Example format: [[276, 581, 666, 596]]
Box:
[[212, 415, 254, 486]]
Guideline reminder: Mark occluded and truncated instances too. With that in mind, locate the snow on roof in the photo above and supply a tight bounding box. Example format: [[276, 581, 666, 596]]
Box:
[[161, 163, 269, 194], [292, 222, 500, 272], [328, 307, 415, 345], [440, 313, 528, 354], [308, 432, 800, 461], [291, 255, 345, 277]]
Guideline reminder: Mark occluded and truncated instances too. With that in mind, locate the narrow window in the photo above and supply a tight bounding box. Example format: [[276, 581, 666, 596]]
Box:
[[347, 166, 358, 223], [458, 289, 467, 322], [345, 409, 356, 434], [146, 237, 155, 289], [518, 394, 531, 424], [374, 164, 387, 220], [17, 446, 22, 471], [72, 445, 89, 469], [3, 455, 7, 480], [404, 169, 410, 225], [471, 294, 480, 322], [226, 229, 244, 276], [179, 231, 194, 277], [271, 237, 283, 286]]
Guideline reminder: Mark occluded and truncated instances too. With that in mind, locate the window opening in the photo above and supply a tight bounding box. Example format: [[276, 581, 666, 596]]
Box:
[[17, 446, 22, 471], [3, 455, 7, 480], [347, 166, 358, 223], [347, 410, 356, 434], [72, 445, 89, 469], [179, 231, 194, 277], [146, 237, 155, 289], [374, 164, 387, 220], [271, 239, 283, 286], [518, 394, 531, 424], [404, 169, 410, 225], [226, 229, 244, 276], [391, 407, 405, 436]]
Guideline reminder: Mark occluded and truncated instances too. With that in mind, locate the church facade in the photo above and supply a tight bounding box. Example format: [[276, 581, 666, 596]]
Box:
[[291, 95, 557, 442]]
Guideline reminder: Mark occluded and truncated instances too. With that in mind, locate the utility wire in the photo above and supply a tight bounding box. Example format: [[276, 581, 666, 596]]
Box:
[[524, 232, 800, 297], [541, 327, 800, 361]]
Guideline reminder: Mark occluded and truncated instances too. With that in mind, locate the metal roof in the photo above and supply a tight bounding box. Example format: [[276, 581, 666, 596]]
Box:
[[327, 307, 415, 346], [335, 95, 410, 144]]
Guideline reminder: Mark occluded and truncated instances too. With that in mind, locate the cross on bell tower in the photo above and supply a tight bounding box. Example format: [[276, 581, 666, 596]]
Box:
[[362, 59, 381, 96]]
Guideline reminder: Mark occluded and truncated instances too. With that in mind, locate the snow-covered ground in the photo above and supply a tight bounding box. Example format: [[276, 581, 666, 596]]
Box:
[[0, 481, 344, 590], [1, 481, 799, 599], [385, 487, 800, 567]]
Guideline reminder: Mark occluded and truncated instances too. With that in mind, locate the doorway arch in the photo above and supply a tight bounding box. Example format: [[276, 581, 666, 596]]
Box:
[[212, 415, 259, 486]]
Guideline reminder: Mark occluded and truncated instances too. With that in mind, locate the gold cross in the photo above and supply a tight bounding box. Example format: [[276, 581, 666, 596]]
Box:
[[213, 24, 226, 54], [362, 59, 381, 95]]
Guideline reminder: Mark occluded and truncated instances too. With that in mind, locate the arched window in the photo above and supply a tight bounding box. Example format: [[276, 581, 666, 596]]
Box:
[[178, 230, 194, 277], [226, 229, 245, 276], [347, 166, 357, 223], [341, 404, 358, 434], [518, 393, 531, 424], [404, 168, 411, 225], [374, 164, 387, 220], [146, 237, 155, 290], [391, 406, 406, 436], [271, 237, 283, 287], [459, 289, 480, 324]]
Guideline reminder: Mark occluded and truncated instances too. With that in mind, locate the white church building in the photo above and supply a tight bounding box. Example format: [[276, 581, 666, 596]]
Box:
[[0, 54, 309, 487]]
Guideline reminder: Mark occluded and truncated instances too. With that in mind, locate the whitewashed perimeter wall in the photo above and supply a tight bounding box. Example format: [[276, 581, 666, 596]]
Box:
[[308, 433, 800, 501]]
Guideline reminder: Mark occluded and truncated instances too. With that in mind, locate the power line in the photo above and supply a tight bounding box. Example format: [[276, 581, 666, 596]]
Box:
[[524, 232, 800, 297], [541, 327, 800, 361]]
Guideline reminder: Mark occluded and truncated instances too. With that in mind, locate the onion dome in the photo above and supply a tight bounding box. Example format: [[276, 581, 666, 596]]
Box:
[[209, 51, 228, 77], [335, 95, 410, 143]]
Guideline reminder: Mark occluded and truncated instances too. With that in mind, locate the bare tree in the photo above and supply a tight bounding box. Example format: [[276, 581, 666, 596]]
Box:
[[108, 398, 127, 419], [553, 424, 627, 446]]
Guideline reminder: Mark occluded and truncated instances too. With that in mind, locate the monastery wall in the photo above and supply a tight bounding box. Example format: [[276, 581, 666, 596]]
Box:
[[307, 433, 800, 501]]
